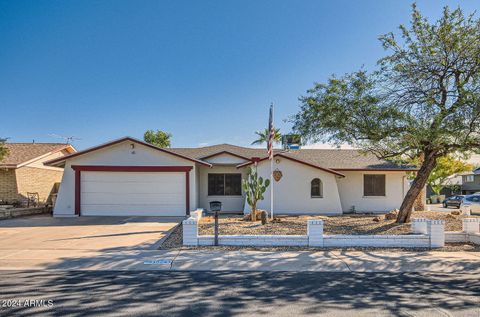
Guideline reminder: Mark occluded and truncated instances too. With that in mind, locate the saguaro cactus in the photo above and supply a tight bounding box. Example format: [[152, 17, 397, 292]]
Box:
[[242, 166, 270, 222]]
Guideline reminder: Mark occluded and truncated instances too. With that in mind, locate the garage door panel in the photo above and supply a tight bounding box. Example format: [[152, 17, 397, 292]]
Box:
[[81, 192, 185, 205], [80, 171, 186, 216], [81, 205, 185, 216], [82, 182, 183, 194]]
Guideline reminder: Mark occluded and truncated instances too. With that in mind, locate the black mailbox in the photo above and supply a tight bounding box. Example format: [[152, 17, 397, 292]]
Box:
[[209, 201, 222, 212]]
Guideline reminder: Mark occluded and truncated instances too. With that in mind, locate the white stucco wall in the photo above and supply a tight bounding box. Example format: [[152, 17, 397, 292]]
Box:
[[203, 153, 248, 165], [53, 141, 197, 216], [252, 158, 343, 215], [336, 171, 409, 213], [198, 165, 247, 212]]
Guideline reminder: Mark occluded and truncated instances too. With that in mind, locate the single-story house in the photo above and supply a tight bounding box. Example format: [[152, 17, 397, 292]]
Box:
[[45, 137, 417, 217], [0, 143, 76, 205]]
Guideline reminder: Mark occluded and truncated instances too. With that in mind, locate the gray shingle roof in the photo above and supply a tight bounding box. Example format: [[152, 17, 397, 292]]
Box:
[[168, 144, 416, 171]]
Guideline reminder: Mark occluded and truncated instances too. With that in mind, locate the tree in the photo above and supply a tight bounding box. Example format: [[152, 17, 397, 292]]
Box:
[[143, 130, 172, 148], [0, 138, 8, 162], [426, 156, 472, 195], [242, 166, 270, 222], [251, 128, 282, 145], [292, 4, 480, 223]]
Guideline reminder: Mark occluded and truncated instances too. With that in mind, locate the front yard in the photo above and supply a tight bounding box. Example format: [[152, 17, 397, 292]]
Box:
[[159, 210, 480, 251], [198, 211, 476, 236]]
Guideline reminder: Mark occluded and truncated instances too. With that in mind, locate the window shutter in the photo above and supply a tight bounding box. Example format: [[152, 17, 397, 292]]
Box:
[[364, 174, 385, 196]]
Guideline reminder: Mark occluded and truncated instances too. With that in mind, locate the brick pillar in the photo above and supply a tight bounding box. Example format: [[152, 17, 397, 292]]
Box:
[[307, 220, 324, 247], [182, 218, 198, 246], [411, 218, 428, 234], [428, 220, 445, 248], [462, 218, 480, 234]]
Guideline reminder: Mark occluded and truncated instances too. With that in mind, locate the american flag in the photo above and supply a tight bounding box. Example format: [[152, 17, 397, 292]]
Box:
[[267, 104, 274, 160]]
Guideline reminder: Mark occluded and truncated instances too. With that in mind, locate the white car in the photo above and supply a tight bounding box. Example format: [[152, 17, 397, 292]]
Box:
[[460, 195, 480, 215]]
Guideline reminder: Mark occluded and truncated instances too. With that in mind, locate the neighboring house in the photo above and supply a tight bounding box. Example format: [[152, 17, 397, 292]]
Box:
[[460, 167, 480, 194], [0, 143, 76, 205], [426, 174, 463, 198], [45, 137, 416, 217]]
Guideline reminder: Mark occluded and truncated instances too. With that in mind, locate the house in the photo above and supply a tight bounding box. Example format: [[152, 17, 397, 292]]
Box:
[[0, 143, 76, 205], [45, 137, 416, 217], [460, 168, 480, 194]]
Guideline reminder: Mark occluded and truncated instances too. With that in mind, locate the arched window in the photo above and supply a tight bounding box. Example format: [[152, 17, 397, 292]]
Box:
[[311, 178, 323, 198]]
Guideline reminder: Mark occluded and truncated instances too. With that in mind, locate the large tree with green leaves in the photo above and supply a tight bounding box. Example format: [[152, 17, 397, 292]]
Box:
[[143, 130, 172, 148], [293, 4, 480, 223], [425, 156, 472, 195]]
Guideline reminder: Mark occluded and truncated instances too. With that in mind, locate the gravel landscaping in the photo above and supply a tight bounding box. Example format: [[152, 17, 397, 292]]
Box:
[[158, 211, 480, 252], [198, 211, 477, 236]]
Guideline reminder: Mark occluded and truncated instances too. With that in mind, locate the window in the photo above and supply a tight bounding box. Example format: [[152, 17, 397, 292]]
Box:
[[208, 173, 242, 196], [465, 175, 474, 182], [363, 174, 386, 197], [311, 178, 323, 198]]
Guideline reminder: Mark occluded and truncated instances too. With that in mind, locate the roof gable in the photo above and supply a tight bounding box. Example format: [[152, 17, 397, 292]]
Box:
[[0, 143, 75, 168], [44, 137, 212, 167]]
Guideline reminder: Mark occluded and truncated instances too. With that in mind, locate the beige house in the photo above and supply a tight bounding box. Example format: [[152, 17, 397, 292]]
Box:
[[46, 137, 416, 217], [0, 143, 76, 205]]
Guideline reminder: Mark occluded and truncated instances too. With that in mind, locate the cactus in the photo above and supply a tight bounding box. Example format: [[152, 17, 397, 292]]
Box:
[[242, 166, 270, 222]]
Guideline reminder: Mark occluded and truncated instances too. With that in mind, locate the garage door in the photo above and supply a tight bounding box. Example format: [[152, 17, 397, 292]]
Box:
[[80, 171, 186, 216]]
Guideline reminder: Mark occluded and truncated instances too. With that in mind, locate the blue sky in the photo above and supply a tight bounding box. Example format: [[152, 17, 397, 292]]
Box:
[[0, 0, 478, 150]]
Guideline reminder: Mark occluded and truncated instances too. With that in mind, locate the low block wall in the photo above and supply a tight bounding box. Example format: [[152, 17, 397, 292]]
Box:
[[183, 217, 445, 248], [0, 206, 49, 220], [323, 234, 430, 248], [445, 218, 480, 245], [198, 235, 308, 246]]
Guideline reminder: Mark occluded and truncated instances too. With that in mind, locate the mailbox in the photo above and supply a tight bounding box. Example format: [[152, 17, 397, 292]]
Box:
[[209, 201, 222, 212]]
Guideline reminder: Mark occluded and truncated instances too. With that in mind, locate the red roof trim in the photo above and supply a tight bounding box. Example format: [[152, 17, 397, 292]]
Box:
[[71, 165, 193, 172], [200, 150, 251, 161], [44, 137, 212, 167], [236, 154, 345, 177]]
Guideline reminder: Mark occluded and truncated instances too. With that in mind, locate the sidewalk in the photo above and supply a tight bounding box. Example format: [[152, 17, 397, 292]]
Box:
[[0, 249, 479, 272]]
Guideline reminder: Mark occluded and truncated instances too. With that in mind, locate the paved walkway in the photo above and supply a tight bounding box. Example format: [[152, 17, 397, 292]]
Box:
[[1, 249, 479, 272]]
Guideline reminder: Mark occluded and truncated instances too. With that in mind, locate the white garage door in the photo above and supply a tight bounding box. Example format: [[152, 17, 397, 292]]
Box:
[[81, 171, 186, 216]]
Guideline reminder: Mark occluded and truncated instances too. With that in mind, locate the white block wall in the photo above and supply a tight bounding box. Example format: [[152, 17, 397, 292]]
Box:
[[443, 218, 480, 245], [463, 218, 480, 234], [182, 218, 198, 246], [411, 218, 428, 234], [428, 220, 445, 248], [198, 235, 308, 246], [183, 218, 445, 248]]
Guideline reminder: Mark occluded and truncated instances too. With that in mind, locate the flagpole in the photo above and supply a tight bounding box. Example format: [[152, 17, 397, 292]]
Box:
[[270, 104, 274, 220]]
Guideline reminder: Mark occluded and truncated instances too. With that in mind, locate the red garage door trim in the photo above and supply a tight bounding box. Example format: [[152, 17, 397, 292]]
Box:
[[71, 165, 193, 216]]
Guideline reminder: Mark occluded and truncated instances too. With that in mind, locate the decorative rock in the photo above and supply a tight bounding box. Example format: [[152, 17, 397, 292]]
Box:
[[451, 210, 461, 216], [384, 209, 398, 220], [373, 216, 381, 222]]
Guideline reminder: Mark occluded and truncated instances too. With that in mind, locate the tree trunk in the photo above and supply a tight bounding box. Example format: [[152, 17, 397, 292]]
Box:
[[251, 203, 257, 222], [413, 187, 426, 211], [396, 151, 439, 223]]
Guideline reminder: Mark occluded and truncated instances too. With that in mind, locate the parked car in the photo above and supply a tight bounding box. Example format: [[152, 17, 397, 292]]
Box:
[[460, 195, 480, 215], [442, 195, 464, 208]]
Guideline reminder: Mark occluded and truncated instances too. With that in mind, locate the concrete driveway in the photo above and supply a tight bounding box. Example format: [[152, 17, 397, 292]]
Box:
[[0, 215, 182, 270]]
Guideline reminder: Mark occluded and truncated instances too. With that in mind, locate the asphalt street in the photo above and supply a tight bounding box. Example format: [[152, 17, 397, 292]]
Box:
[[0, 270, 479, 317]]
